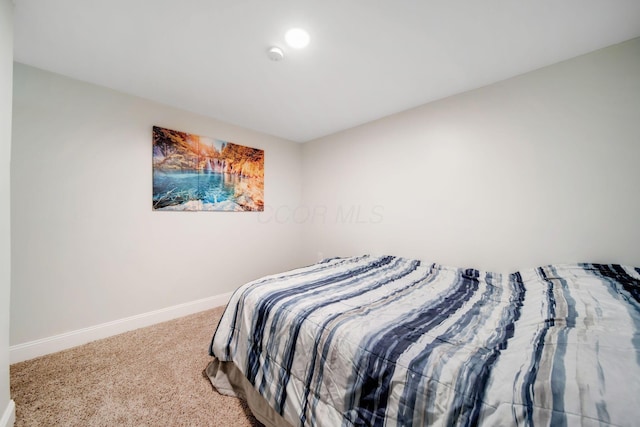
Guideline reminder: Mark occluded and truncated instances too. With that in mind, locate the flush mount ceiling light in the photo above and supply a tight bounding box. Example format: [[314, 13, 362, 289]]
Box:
[[285, 28, 310, 49]]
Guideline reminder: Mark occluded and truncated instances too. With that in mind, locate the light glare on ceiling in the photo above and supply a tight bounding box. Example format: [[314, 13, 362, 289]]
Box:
[[285, 28, 310, 49]]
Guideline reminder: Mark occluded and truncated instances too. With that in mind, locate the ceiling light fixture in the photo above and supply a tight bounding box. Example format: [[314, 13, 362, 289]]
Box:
[[285, 28, 310, 49]]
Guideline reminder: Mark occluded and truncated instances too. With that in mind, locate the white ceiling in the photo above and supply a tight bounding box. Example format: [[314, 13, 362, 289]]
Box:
[[13, 0, 640, 143]]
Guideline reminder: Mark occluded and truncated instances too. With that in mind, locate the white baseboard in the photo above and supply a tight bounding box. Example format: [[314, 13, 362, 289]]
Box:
[[0, 400, 15, 427], [9, 292, 233, 364]]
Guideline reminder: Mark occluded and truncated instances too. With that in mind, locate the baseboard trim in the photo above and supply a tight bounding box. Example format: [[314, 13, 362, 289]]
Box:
[[0, 400, 15, 427], [9, 292, 233, 364]]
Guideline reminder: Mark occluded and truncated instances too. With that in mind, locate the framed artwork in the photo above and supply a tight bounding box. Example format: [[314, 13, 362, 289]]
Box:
[[152, 126, 264, 211]]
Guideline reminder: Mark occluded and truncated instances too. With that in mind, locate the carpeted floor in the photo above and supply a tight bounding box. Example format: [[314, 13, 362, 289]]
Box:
[[10, 306, 261, 426]]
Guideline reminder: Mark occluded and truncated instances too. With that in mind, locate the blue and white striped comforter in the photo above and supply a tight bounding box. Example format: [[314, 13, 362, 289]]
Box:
[[209, 255, 640, 426]]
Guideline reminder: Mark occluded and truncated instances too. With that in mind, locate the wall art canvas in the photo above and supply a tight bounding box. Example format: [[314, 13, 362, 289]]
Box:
[[152, 126, 264, 211]]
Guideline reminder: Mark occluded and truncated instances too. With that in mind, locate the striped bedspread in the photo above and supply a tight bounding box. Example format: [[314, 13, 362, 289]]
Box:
[[209, 255, 640, 426]]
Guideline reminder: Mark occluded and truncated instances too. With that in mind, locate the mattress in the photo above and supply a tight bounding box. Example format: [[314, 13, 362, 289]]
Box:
[[207, 255, 640, 426]]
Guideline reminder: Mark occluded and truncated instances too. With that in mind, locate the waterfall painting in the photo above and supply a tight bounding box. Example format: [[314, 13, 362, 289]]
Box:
[[152, 126, 264, 211]]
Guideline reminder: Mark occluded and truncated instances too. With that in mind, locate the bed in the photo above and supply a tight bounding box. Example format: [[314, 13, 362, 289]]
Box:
[[206, 255, 640, 426]]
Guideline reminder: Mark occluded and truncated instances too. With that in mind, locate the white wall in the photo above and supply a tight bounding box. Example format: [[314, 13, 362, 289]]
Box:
[[11, 64, 303, 346], [0, 0, 15, 425], [302, 38, 640, 272]]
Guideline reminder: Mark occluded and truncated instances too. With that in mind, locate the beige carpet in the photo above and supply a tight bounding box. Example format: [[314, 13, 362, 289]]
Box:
[[10, 306, 261, 426]]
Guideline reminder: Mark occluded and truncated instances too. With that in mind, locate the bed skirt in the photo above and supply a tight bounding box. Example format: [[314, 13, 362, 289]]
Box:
[[205, 358, 293, 427]]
